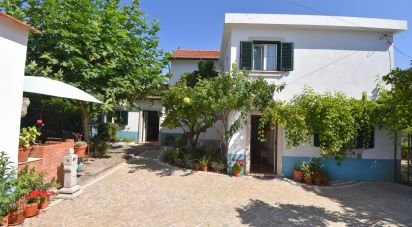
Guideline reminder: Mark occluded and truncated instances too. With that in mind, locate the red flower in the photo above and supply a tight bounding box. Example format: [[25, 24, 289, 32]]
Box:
[[37, 119, 43, 124]]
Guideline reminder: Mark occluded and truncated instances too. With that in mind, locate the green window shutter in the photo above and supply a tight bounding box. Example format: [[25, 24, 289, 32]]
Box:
[[280, 42, 294, 71], [240, 41, 252, 70]]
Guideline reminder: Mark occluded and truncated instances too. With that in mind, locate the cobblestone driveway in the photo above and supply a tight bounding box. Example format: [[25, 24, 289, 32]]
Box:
[[24, 150, 412, 226]]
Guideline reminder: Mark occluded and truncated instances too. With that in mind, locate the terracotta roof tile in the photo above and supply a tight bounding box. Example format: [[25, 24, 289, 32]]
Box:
[[172, 49, 220, 59], [0, 12, 41, 34]]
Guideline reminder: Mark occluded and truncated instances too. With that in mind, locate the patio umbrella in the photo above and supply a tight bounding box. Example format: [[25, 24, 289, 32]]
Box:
[[23, 76, 102, 104]]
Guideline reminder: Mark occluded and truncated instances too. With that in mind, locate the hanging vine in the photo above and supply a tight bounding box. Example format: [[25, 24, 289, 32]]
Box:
[[260, 87, 380, 161]]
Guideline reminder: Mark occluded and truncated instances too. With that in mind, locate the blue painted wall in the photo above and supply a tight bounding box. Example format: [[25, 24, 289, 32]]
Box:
[[117, 131, 139, 143], [159, 133, 183, 146], [282, 156, 401, 182]]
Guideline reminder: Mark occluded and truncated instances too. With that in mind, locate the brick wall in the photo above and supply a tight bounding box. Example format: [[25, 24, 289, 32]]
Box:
[[18, 139, 74, 185]]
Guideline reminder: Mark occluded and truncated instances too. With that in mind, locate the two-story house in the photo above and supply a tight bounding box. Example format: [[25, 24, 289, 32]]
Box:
[[118, 13, 407, 181]]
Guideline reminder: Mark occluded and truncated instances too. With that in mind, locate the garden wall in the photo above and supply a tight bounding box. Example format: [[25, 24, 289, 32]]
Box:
[[18, 140, 74, 185]]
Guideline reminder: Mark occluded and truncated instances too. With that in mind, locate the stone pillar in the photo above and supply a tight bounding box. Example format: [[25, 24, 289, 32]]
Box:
[[57, 148, 82, 199]]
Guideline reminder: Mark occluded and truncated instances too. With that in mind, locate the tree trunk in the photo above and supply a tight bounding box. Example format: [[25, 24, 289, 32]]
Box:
[[79, 102, 90, 142]]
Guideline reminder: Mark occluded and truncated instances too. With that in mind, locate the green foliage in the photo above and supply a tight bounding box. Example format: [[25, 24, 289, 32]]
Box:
[[198, 154, 211, 167], [231, 161, 243, 171], [210, 160, 225, 171], [116, 137, 135, 143], [1, 0, 169, 141], [19, 126, 41, 147], [181, 60, 218, 87], [92, 140, 110, 157], [262, 87, 379, 160], [161, 80, 217, 152], [0, 151, 16, 218], [163, 148, 182, 164], [380, 67, 412, 133], [162, 63, 283, 154], [97, 123, 119, 142]]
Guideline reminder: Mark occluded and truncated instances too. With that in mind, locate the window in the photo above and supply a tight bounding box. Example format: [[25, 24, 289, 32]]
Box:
[[253, 45, 264, 70], [107, 110, 128, 125], [313, 128, 374, 149], [252, 44, 278, 71], [240, 41, 293, 71]]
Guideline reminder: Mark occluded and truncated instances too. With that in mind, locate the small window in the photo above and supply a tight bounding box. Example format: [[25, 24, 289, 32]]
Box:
[[253, 45, 264, 70], [107, 110, 128, 125], [253, 43, 278, 71]]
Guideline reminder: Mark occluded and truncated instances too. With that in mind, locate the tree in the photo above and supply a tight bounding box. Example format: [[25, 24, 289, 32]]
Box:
[[162, 64, 283, 154], [204, 65, 283, 155], [181, 60, 218, 87], [380, 67, 412, 133], [1, 0, 168, 141], [161, 80, 217, 152]]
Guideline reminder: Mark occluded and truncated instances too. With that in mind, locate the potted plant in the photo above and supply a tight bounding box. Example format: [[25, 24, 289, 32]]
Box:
[[74, 141, 88, 158], [210, 160, 225, 173], [301, 161, 313, 184], [198, 155, 211, 172], [77, 157, 86, 172], [293, 162, 303, 182], [231, 160, 243, 177], [37, 177, 59, 210], [0, 151, 17, 227], [7, 198, 26, 226], [24, 191, 41, 218], [18, 126, 41, 162], [192, 161, 200, 171]]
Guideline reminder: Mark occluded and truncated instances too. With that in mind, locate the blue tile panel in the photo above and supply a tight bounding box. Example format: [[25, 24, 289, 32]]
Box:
[[282, 156, 401, 182], [117, 131, 138, 143]]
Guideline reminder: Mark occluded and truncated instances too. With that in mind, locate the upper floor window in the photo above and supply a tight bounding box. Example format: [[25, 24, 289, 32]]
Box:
[[253, 44, 278, 71], [240, 41, 294, 72]]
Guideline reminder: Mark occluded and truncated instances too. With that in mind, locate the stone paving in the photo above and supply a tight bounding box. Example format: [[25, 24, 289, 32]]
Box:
[[23, 148, 412, 226]]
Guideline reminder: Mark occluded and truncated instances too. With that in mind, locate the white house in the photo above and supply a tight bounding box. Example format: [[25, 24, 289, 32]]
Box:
[[220, 13, 407, 181], [115, 49, 222, 144], [0, 12, 40, 169], [120, 13, 407, 181]]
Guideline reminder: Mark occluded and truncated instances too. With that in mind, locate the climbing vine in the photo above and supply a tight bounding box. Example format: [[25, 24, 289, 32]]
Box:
[[261, 87, 380, 161]]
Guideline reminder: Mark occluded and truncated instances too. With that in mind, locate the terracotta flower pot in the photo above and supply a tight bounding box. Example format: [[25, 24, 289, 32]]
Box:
[[24, 203, 39, 218], [314, 177, 323, 185], [192, 163, 200, 171], [39, 198, 49, 209], [303, 176, 313, 185], [200, 166, 208, 172], [18, 146, 31, 163], [2, 214, 9, 227], [232, 169, 241, 177], [74, 144, 87, 158], [8, 209, 25, 226], [322, 177, 330, 185], [293, 170, 303, 182]]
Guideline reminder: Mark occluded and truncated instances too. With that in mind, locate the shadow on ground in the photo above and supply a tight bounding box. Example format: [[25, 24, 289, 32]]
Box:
[[293, 183, 412, 226], [236, 200, 365, 226], [126, 157, 196, 177]]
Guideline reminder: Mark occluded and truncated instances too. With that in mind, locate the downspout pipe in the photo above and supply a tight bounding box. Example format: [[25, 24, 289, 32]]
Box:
[[394, 131, 397, 182]]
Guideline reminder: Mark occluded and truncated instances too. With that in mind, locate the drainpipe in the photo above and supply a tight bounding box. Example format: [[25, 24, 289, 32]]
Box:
[[394, 131, 397, 182]]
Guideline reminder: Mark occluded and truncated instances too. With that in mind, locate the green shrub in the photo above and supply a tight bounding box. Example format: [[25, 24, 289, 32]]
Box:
[[0, 151, 16, 218], [210, 160, 225, 171], [93, 140, 110, 157], [401, 142, 411, 159], [97, 123, 119, 142]]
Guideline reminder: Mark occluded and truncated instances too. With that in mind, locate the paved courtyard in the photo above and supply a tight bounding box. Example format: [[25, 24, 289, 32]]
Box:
[[24, 149, 412, 226]]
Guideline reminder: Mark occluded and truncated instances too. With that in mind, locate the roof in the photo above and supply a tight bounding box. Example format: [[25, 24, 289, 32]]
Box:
[[172, 49, 220, 60], [225, 13, 407, 33], [0, 12, 41, 34]]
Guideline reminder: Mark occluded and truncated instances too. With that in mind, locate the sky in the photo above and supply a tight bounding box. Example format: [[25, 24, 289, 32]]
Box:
[[135, 0, 411, 69]]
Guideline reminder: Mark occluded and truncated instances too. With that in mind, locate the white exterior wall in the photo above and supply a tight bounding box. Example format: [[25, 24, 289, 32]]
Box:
[[169, 59, 219, 84], [223, 21, 404, 166], [0, 18, 30, 169], [228, 25, 394, 100], [283, 126, 401, 160]]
